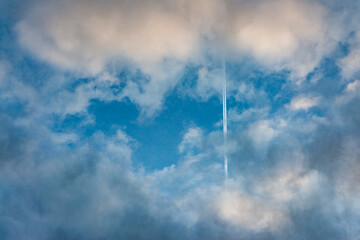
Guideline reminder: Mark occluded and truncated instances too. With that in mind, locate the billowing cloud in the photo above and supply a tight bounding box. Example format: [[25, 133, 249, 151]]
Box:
[[16, 0, 200, 74], [228, 0, 344, 79], [16, 0, 221, 116], [215, 189, 288, 232], [15, 0, 351, 116]]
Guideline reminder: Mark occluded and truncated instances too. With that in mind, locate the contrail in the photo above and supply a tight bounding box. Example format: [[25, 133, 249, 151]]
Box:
[[222, 57, 228, 179]]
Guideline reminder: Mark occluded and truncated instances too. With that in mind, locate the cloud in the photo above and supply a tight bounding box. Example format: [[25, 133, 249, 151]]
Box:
[[2, 74, 360, 240], [0, 117, 164, 239], [16, 0, 216, 116], [193, 67, 222, 101], [338, 32, 360, 79], [229, 0, 343, 79], [215, 189, 288, 232], [346, 79, 360, 92], [16, 0, 200, 74], [336, 80, 360, 106], [178, 127, 203, 154], [287, 95, 320, 111], [255, 162, 324, 203], [247, 120, 280, 149], [2, 0, 360, 239], [14, 0, 350, 117]]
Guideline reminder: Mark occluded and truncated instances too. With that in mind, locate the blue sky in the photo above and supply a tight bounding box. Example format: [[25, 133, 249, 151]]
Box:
[[1, 0, 360, 239]]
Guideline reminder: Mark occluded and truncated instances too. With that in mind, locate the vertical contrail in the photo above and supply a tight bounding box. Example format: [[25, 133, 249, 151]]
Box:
[[222, 57, 228, 179]]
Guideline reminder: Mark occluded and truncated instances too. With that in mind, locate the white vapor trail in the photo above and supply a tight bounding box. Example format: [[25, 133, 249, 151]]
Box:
[[222, 58, 228, 179]]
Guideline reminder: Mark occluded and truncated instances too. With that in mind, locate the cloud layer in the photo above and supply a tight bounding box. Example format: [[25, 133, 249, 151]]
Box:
[[1, 0, 360, 239]]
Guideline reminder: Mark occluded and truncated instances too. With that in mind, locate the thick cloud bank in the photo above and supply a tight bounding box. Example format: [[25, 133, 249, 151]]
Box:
[[1, 0, 360, 239], [16, 0, 348, 115]]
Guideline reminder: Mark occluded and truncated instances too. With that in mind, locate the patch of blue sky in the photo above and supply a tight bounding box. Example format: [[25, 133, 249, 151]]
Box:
[[98, 93, 222, 170], [50, 83, 222, 171]]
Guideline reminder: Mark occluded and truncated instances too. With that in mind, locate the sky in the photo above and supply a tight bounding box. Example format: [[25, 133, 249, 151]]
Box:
[[1, 0, 360, 239]]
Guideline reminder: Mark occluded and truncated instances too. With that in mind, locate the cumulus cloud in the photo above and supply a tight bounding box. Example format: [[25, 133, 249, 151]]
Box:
[[16, 0, 200, 74], [215, 189, 288, 232], [178, 127, 203, 154], [255, 163, 324, 203], [287, 95, 320, 111], [228, 0, 343, 79], [16, 0, 220, 116], [247, 120, 280, 150], [15, 0, 350, 116], [17, 0, 342, 79]]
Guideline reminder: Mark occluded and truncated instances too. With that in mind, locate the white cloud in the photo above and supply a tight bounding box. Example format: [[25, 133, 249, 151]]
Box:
[[247, 120, 279, 147], [256, 163, 324, 203], [16, 0, 217, 116], [340, 48, 360, 79], [215, 189, 288, 232], [15, 0, 347, 117], [228, 107, 270, 124], [16, 0, 199, 75], [178, 127, 204, 154], [16, 0, 344, 82], [346, 79, 360, 92], [194, 67, 222, 101], [288, 95, 320, 111], [233, 82, 270, 109], [335, 80, 360, 106], [230, 0, 342, 79]]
